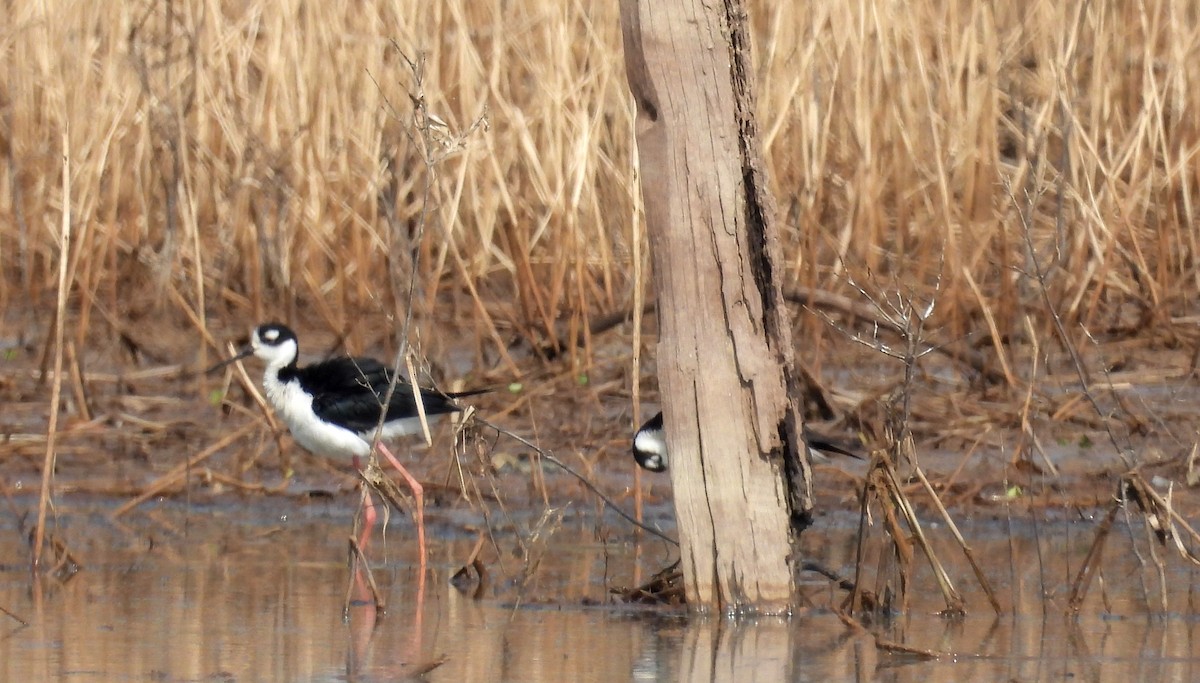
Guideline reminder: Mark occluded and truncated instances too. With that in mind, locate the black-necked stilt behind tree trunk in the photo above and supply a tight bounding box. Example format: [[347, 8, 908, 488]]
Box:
[[632, 412, 668, 472], [632, 411, 862, 472], [213, 322, 486, 575]]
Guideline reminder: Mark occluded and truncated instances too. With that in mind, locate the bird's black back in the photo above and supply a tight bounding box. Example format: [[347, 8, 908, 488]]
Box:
[[284, 356, 482, 433]]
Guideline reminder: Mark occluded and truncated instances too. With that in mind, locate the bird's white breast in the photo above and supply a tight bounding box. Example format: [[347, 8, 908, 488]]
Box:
[[262, 370, 371, 459]]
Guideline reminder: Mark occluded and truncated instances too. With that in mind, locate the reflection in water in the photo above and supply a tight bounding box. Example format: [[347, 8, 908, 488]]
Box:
[[3, 501, 1200, 682]]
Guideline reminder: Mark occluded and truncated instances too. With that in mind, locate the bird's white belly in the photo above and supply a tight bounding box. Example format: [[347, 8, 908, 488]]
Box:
[[264, 375, 371, 459]]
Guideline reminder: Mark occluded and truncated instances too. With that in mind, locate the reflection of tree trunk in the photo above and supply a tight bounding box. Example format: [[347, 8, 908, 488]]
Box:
[[620, 0, 812, 610], [684, 620, 793, 682]]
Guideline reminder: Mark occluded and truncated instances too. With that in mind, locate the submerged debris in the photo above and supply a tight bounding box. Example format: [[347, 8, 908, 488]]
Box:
[[612, 560, 685, 606]]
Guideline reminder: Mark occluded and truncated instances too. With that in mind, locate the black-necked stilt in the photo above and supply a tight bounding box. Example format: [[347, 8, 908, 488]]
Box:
[[632, 411, 669, 472], [632, 411, 862, 472], [213, 322, 485, 570]]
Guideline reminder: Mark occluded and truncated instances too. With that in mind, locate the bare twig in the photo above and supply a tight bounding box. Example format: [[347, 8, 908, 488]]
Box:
[[0, 605, 28, 628], [1067, 501, 1120, 613], [474, 417, 679, 547], [110, 422, 258, 518]]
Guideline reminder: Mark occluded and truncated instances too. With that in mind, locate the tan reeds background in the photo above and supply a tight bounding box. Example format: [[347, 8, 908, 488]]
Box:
[[2, 1, 1198, 396], [6, 1, 1200, 667]]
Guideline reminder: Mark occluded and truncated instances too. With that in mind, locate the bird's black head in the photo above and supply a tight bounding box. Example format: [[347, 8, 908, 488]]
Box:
[[206, 322, 300, 375], [248, 323, 299, 367], [252, 322, 297, 348]]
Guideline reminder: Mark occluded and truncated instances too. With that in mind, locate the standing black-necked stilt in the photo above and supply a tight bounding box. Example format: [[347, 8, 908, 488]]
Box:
[[213, 322, 485, 570], [632, 411, 862, 472]]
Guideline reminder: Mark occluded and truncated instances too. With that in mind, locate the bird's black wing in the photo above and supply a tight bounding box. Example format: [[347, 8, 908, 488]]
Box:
[[297, 356, 392, 393], [299, 356, 398, 432], [381, 386, 467, 423], [300, 356, 479, 432]]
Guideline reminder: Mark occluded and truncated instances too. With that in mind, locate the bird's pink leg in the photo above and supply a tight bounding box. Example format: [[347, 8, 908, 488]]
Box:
[[376, 443, 427, 579], [357, 485, 378, 551], [351, 455, 379, 552]]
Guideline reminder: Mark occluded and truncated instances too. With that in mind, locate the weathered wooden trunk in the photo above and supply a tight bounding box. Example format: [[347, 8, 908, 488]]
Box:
[[620, 0, 814, 610]]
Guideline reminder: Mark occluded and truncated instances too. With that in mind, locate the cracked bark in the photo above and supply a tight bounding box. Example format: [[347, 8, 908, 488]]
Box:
[[620, 0, 813, 611]]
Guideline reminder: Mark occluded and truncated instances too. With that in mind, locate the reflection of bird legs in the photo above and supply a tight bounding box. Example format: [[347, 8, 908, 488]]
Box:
[[372, 444, 428, 664], [345, 486, 386, 615], [346, 492, 380, 675]]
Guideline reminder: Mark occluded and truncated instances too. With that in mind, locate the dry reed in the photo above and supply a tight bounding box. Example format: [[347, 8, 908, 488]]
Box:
[[4, 0, 1200, 610], [0, 1, 1194, 364]]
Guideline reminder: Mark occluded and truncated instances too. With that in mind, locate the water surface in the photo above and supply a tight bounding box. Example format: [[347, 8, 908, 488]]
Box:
[[3, 496, 1200, 682]]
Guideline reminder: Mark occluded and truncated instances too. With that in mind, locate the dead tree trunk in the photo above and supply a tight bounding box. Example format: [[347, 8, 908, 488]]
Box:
[[620, 1, 814, 610]]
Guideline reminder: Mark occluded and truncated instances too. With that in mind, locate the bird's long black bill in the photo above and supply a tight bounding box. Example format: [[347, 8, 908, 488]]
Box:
[[206, 346, 254, 375], [805, 434, 865, 460]]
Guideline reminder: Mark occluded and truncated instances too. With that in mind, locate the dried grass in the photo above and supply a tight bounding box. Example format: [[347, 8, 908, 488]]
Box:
[[1, 1, 1194, 362], [4, 0, 1200, 603]]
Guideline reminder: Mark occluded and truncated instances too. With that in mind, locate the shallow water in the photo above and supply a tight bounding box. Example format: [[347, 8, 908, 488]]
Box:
[[3, 496, 1200, 682]]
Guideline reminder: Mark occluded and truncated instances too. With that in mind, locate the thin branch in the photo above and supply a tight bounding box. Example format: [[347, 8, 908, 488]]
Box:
[[474, 417, 679, 547]]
